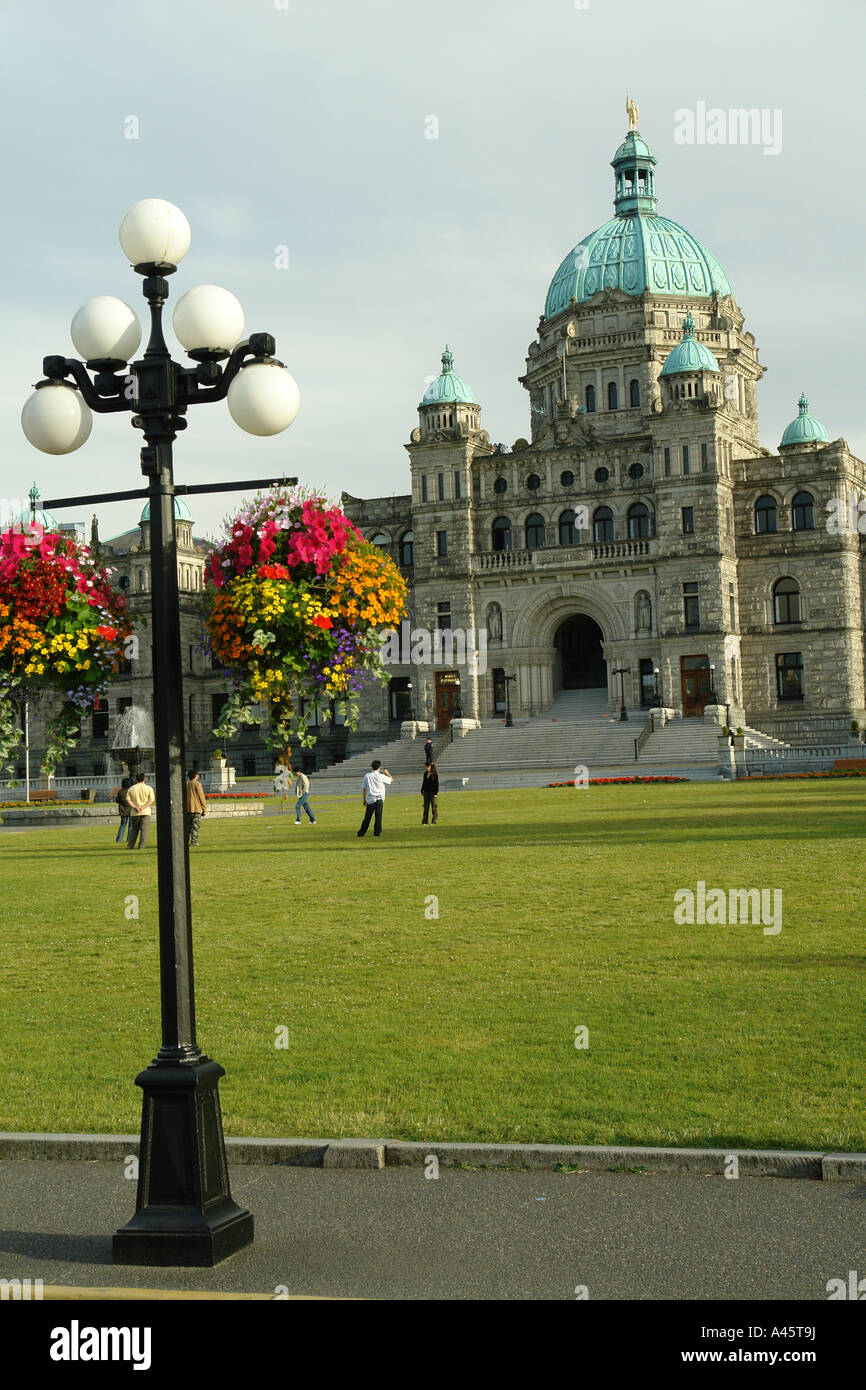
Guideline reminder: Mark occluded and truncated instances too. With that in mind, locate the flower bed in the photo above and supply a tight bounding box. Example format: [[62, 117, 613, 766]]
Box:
[[0, 523, 132, 773], [745, 770, 866, 780], [206, 488, 406, 750], [205, 791, 275, 799], [548, 775, 688, 787]]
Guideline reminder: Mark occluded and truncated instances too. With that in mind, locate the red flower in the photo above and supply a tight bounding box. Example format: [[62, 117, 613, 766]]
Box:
[[311, 613, 333, 629]]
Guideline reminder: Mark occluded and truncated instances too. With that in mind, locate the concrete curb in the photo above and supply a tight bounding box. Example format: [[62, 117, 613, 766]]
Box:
[[1, 1132, 864, 1179]]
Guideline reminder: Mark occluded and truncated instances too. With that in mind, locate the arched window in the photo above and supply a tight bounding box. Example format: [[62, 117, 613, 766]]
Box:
[[399, 531, 414, 567], [492, 516, 512, 552], [773, 577, 801, 624], [629, 378, 640, 408], [593, 506, 613, 544], [627, 503, 651, 539], [792, 491, 815, 531], [754, 496, 777, 534], [559, 509, 578, 545], [607, 381, 618, 411], [370, 532, 390, 548], [525, 512, 546, 549], [585, 384, 596, 413]]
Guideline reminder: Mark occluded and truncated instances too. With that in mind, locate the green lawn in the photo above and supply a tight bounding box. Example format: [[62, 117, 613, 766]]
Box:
[[0, 782, 863, 1150]]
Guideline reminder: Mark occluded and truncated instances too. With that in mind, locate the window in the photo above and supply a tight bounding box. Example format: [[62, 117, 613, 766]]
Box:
[[91, 705, 109, 740], [682, 506, 694, 534], [701, 442, 709, 472], [683, 582, 700, 628], [594, 466, 609, 484], [627, 503, 651, 539], [491, 516, 512, 551], [436, 602, 451, 631], [421, 475, 428, 503], [493, 476, 508, 495], [400, 531, 414, 567], [593, 506, 613, 543], [188, 694, 195, 730], [454, 471, 462, 499], [664, 447, 671, 477], [585, 385, 596, 412], [560, 470, 574, 488], [526, 473, 541, 492], [559, 509, 578, 545], [211, 692, 228, 727], [189, 644, 194, 672], [682, 444, 690, 475], [525, 512, 546, 548], [119, 575, 130, 591], [629, 379, 640, 408], [436, 529, 448, 558], [628, 463, 644, 480], [437, 473, 445, 501], [607, 381, 618, 410], [773, 577, 801, 624], [755, 495, 777, 534], [776, 652, 804, 701], [792, 491, 815, 531], [729, 583, 737, 631], [371, 532, 390, 548]]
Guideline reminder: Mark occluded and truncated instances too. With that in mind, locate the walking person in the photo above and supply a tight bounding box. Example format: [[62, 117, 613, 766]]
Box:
[[115, 776, 132, 845], [423, 735, 434, 766], [421, 760, 439, 824], [185, 768, 207, 846], [293, 769, 316, 825], [126, 773, 155, 849], [357, 759, 393, 838]]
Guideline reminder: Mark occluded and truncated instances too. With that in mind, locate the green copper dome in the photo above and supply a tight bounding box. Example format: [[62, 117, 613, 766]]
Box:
[[140, 496, 194, 522], [659, 312, 720, 376], [421, 347, 477, 406], [12, 483, 59, 532], [544, 129, 733, 317], [780, 393, 829, 448]]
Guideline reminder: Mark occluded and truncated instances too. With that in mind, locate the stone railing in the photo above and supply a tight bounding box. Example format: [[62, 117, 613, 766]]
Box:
[[474, 538, 653, 572]]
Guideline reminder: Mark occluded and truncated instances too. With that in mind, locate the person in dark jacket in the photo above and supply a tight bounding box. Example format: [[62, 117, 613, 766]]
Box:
[[115, 777, 132, 845], [421, 761, 439, 824], [423, 736, 434, 766]]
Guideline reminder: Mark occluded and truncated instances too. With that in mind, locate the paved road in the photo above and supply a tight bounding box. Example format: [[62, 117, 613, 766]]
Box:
[[0, 1160, 862, 1300]]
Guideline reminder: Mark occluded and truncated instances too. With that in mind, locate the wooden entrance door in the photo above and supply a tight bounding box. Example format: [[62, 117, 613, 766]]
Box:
[[435, 671, 459, 729], [680, 655, 711, 717]]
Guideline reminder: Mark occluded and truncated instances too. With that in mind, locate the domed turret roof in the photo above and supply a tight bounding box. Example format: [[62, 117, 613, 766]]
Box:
[[544, 128, 732, 317], [139, 496, 193, 522], [420, 347, 477, 406], [659, 312, 720, 376], [12, 483, 58, 532], [780, 393, 829, 448]]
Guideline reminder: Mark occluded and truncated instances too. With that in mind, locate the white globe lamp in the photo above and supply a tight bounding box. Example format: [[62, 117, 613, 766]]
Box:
[[21, 384, 93, 455], [227, 362, 300, 436], [172, 285, 245, 360], [71, 296, 142, 364], [118, 198, 191, 268]]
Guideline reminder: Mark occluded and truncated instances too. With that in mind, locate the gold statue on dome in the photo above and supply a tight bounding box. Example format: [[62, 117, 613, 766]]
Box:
[[626, 93, 639, 130]]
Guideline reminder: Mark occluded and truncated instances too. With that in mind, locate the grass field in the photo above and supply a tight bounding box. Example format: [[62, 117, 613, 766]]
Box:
[[0, 781, 863, 1150]]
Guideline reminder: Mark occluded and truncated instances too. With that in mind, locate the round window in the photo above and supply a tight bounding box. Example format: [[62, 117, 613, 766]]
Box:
[[594, 467, 610, 484], [493, 476, 507, 495], [526, 473, 541, 491], [560, 470, 574, 487], [629, 463, 644, 480]]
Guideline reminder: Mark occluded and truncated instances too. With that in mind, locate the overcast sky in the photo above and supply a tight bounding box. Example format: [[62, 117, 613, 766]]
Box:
[[2, 0, 863, 540]]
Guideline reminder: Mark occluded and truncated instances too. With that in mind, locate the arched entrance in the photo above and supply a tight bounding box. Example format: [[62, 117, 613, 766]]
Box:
[[555, 615, 606, 689]]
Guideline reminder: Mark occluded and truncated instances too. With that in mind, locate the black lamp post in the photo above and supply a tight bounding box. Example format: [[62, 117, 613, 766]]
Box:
[[613, 666, 631, 721], [452, 676, 463, 720], [504, 673, 517, 727], [22, 199, 301, 1267], [650, 665, 661, 709], [406, 680, 414, 721], [708, 663, 718, 705]]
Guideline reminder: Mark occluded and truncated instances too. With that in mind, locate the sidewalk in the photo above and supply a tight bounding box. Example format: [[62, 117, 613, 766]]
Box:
[[1, 1156, 863, 1299]]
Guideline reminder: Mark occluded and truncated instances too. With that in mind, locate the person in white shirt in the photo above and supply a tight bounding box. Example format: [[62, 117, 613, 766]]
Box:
[[293, 770, 316, 825], [357, 759, 394, 838]]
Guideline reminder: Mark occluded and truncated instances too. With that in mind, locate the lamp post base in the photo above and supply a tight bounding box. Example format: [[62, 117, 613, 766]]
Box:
[[113, 1056, 253, 1268]]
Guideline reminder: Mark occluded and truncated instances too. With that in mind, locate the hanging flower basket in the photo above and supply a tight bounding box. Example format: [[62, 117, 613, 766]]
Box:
[[205, 488, 407, 749], [0, 524, 133, 773]]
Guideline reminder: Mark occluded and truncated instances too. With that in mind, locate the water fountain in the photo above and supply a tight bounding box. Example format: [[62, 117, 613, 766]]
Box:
[[111, 704, 155, 780]]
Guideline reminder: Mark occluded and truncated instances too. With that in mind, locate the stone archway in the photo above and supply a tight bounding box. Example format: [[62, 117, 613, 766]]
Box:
[[554, 614, 606, 689]]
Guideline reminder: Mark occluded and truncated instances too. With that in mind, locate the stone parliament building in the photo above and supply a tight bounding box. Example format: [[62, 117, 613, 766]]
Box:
[[12, 116, 865, 779]]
